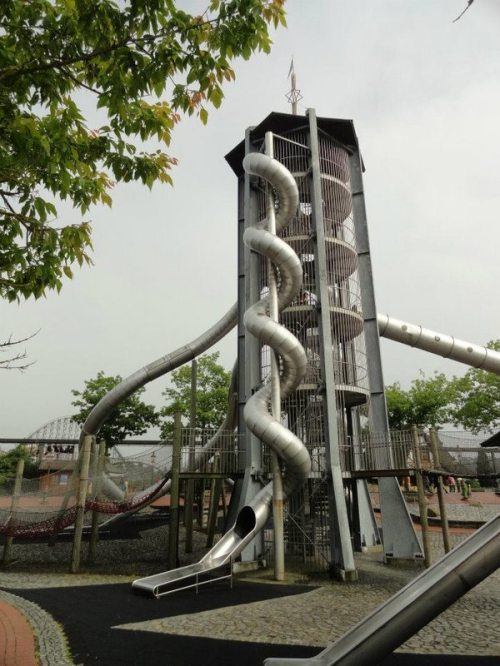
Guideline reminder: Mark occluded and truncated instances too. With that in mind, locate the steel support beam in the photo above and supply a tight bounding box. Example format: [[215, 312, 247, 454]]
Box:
[[349, 150, 423, 562], [307, 109, 357, 580]]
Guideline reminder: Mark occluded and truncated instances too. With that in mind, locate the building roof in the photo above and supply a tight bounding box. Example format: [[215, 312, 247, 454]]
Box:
[[480, 431, 500, 447], [225, 110, 360, 178]]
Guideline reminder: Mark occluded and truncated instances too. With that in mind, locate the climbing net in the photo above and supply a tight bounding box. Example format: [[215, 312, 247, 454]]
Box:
[[0, 424, 241, 539], [0, 441, 171, 539]]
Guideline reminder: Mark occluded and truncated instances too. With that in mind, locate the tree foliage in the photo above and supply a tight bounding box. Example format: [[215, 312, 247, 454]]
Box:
[[0, 0, 286, 301], [449, 340, 500, 434], [0, 446, 39, 485], [160, 352, 231, 436], [386, 340, 500, 434], [71, 370, 159, 447], [385, 372, 457, 430]]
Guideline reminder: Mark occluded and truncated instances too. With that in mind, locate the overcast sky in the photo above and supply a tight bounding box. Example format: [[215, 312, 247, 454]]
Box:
[[2, 0, 499, 437]]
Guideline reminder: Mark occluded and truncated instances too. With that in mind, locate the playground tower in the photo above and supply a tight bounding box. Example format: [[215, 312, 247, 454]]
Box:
[[226, 110, 422, 579]]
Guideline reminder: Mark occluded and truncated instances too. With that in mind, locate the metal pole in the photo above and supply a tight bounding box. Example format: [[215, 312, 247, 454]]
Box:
[[291, 72, 298, 115], [265, 130, 285, 582], [184, 359, 197, 553], [87, 440, 107, 565], [430, 429, 451, 554], [71, 434, 93, 573], [2, 457, 25, 565], [307, 109, 357, 580], [168, 412, 182, 570], [412, 426, 431, 568]]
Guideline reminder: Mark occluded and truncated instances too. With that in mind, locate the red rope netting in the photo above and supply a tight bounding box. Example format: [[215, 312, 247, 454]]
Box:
[[0, 476, 170, 538], [85, 476, 169, 514], [0, 506, 79, 539]]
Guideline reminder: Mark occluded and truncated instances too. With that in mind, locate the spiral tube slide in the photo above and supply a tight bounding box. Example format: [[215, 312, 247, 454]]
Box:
[[133, 152, 310, 596], [378, 314, 500, 375]]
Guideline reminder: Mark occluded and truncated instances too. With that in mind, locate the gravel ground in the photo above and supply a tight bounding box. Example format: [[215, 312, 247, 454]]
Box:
[[1, 514, 209, 577]]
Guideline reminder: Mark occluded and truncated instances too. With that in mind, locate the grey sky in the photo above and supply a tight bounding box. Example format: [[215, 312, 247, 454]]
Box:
[[2, 0, 499, 437]]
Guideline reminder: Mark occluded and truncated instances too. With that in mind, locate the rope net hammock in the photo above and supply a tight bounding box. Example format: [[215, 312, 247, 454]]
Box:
[[0, 443, 170, 538]]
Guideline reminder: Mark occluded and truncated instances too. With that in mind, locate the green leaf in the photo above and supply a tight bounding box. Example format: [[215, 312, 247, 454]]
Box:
[[0, 0, 286, 302], [199, 107, 208, 125]]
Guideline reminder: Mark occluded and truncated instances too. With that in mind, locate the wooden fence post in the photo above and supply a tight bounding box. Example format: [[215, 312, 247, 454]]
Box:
[[71, 434, 93, 573], [206, 453, 222, 548], [168, 412, 182, 570], [184, 359, 197, 553], [412, 425, 431, 568], [87, 440, 107, 565], [430, 428, 451, 554], [2, 457, 25, 565]]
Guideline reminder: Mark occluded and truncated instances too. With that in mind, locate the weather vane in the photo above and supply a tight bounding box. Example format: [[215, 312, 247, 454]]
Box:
[[286, 59, 302, 115]]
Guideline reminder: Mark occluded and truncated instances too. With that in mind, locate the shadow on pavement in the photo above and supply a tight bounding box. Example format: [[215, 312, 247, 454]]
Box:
[[6, 581, 498, 665]]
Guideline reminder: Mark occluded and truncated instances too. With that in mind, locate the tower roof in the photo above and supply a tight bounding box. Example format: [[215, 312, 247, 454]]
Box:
[[225, 110, 360, 177]]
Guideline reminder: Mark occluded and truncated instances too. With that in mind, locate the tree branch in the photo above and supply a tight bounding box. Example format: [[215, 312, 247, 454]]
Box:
[[453, 0, 474, 23], [0, 330, 40, 371], [59, 67, 104, 95], [0, 39, 131, 81]]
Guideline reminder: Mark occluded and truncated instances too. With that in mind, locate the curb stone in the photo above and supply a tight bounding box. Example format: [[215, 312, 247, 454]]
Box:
[[0, 588, 74, 666]]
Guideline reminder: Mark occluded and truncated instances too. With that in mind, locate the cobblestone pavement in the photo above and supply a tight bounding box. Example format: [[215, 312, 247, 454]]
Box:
[[0, 530, 498, 664], [115, 532, 500, 656]]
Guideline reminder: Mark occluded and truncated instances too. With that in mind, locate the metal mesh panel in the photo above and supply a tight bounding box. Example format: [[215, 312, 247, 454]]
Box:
[[264, 477, 331, 573]]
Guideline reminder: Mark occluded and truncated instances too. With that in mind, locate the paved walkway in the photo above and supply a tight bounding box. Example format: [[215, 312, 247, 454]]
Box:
[[0, 597, 37, 666], [0, 498, 497, 665], [0, 529, 498, 665], [0, 588, 72, 666]]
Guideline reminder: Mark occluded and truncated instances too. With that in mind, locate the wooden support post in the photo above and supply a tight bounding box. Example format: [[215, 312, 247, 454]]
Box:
[[197, 482, 205, 528], [430, 429, 451, 554], [2, 457, 25, 565], [49, 447, 82, 547], [220, 480, 228, 521], [206, 479, 219, 548], [412, 426, 431, 568], [71, 434, 93, 573], [87, 440, 107, 565], [206, 455, 222, 548], [168, 412, 182, 570], [184, 359, 197, 553]]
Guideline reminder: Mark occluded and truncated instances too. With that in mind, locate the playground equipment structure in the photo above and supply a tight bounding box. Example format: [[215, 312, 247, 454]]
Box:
[[126, 109, 500, 661], [1, 109, 499, 664], [130, 110, 499, 595]]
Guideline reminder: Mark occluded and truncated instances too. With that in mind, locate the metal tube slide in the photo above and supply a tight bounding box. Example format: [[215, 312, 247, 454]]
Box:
[[378, 314, 500, 375], [79, 303, 237, 503], [264, 514, 500, 666], [133, 151, 310, 597], [82, 303, 238, 438]]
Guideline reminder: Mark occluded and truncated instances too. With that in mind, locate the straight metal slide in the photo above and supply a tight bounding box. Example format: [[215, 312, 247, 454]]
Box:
[[264, 514, 500, 665], [132, 489, 272, 597]]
